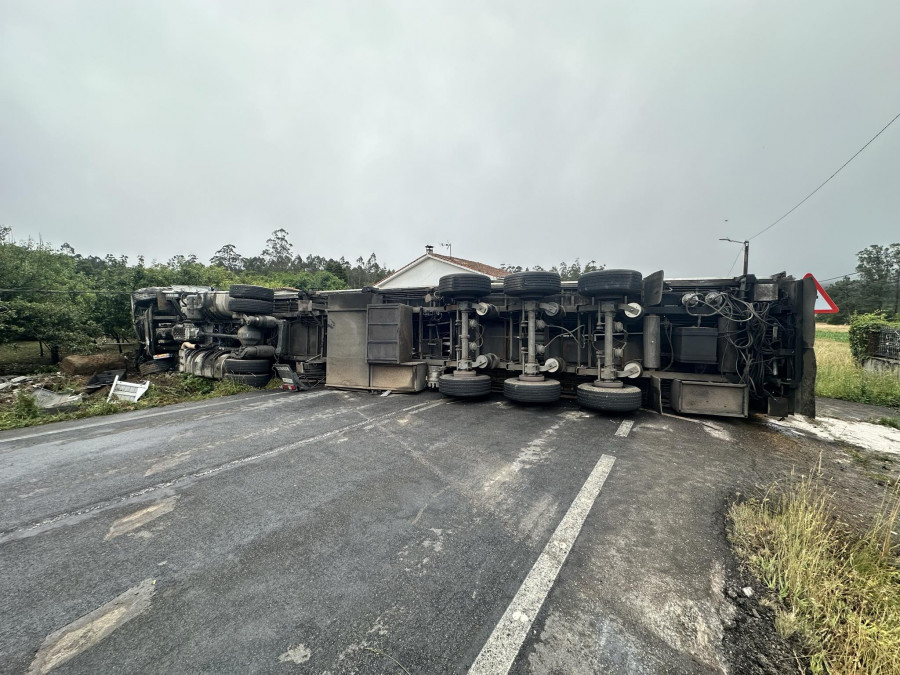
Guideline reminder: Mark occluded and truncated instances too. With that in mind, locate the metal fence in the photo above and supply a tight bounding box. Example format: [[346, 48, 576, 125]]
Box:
[[875, 327, 900, 359]]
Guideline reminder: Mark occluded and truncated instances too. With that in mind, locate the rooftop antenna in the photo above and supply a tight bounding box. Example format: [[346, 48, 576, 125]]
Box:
[[440, 242, 452, 258]]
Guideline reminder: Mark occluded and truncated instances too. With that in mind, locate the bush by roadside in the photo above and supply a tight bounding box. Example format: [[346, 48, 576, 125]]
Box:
[[848, 313, 900, 363]]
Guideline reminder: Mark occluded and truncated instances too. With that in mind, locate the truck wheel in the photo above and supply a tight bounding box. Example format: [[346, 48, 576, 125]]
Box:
[[139, 359, 174, 375], [226, 297, 274, 314], [223, 358, 272, 375], [503, 271, 562, 299], [503, 377, 561, 403], [438, 373, 492, 398], [437, 273, 492, 301], [223, 373, 271, 388], [229, 284, 274, 301], [577, 269, 643, 298], [576, 383, 642, 412]]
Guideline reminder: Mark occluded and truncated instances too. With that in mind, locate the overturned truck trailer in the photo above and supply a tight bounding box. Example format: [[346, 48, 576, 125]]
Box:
[[132, 269, 817, 418]]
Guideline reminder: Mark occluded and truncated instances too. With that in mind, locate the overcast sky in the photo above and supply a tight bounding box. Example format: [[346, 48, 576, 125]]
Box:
[[1, 1, 898, 280]]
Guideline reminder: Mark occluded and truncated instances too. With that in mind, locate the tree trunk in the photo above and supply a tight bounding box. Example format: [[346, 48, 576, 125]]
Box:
[[894, 274, 899, 316], [38, 341, 44, 358], [49, 344, 61, 365]]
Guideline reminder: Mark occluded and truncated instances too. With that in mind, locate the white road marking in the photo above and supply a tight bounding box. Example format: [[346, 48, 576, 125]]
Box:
[[469, 454, 616, 675], [0, 390, 331, 445], [27, 579, 155, 674], [0, 397, 442, 543], [614, 420, 634, 437], [104, 496, 178, 541]]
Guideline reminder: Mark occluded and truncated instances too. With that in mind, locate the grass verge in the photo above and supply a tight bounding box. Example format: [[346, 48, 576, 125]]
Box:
[[728, 468, 900, 673], [876, 417, 900, 430], [815, 339, 900, 408], [0, 374, 272, 432]]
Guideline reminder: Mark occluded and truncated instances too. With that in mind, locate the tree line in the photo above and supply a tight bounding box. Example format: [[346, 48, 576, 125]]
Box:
[[0, 227, 391, 363], [824, 243, 900, 323], [501, 259, 604, 280]]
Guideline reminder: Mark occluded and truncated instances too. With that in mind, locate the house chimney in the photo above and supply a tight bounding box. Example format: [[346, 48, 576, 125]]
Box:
[[425, 245, 434, 255]]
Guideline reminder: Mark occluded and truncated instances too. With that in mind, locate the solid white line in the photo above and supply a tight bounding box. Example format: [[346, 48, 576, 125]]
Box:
[[469, 454, 616, 675], [0, 397, 443, 543], [614, 420, 634, 438], [0, 390, 328, 445]]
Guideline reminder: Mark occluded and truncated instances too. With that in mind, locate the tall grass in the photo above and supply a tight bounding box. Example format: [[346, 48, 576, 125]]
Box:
[[729, 470, 900, 673], [815, 339, 900, 408]]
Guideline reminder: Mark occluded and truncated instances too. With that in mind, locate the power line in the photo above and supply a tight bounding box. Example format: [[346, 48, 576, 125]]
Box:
[[748, 111, 900, 240], [0, 288, 132, 295], [818, 272, 861, 283], [726, 248, 744, 276]]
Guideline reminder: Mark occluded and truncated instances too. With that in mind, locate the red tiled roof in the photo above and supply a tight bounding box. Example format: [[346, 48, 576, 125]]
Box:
[[430, 253, 509, 278]]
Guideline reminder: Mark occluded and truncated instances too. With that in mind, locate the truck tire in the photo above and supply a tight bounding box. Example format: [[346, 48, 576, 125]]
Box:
[[503, 377, 561, 403], [139, 359, 174, 375], [223, 358, 272, 375], [229, 284, 274, 301], [226, 297, 274, 314], [577, 269, 642, 298], [223, 372, 271, 388], [437, 273, 492, 301], [132, 288, 163, 303], [503, 271, 562, 299], [576, 383, 642, 412], [438, 373, 492, 398]]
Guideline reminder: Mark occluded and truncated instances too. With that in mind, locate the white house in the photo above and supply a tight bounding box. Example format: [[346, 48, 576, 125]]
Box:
[[375, 246, 509, 289]]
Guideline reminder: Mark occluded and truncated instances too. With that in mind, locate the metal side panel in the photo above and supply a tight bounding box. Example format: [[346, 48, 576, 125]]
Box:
[[325, 309, 370, 388], [367, 304, 413, 364], [369, 362, 428, 392], [670, 379, 749, 418]]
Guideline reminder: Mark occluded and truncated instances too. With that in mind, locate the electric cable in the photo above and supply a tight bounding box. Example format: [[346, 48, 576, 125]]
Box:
[[749, 111, 900, 240], [726, 248, 744, 277], [0, 288, 132, 294]]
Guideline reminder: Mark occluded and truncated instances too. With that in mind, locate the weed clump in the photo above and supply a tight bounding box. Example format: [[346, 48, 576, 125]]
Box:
[[729, 469, 900, 674]]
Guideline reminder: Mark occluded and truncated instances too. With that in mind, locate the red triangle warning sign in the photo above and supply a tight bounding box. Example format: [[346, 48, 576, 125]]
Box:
[[803, 273, 839, 314]]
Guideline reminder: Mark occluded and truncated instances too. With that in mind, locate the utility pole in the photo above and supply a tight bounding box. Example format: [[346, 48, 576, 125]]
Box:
[[720, 237, 749, 277]]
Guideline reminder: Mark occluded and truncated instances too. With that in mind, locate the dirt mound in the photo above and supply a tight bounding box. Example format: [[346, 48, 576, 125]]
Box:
[[60, 354, 128, 376]]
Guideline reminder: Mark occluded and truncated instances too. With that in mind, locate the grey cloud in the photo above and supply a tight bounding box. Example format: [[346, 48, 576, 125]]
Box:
[[1, 0, 898, 279]]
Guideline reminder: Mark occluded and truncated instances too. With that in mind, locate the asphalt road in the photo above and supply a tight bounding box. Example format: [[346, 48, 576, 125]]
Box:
[[0, 387, 809, 674]]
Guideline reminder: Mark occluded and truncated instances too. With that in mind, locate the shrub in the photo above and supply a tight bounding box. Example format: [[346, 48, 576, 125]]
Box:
[[849, 313, 900, 362]]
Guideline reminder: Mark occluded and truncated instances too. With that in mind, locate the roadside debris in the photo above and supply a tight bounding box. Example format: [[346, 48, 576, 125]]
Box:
[[107, 376, 151, 403], [85, 370, 127, 393], [30, 387, 83, 413], [60, 353, 128, 376]]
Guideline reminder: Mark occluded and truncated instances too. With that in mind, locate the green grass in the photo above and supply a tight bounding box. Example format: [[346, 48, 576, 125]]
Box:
[[816, 329, 850, 343], [877, 417, 900, 430], [729, 469, 900, 674], [0, 341, 48, 363], [0, 374, 257, 431], [815, 339, 900, 408], [0, 340, 138, 376]]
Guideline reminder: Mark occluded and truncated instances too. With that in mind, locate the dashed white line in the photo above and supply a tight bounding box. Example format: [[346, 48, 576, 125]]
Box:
[[469, 453, 616, 675], [614, 420, 634, 438]]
